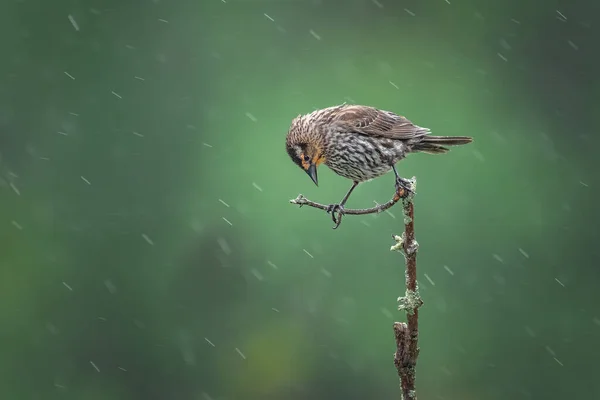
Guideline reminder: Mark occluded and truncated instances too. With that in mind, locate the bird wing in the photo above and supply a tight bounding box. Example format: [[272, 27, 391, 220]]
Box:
[[332, 105, 430, 140]]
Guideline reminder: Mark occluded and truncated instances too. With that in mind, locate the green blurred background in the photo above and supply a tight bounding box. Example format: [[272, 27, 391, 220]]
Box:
[[1, 0, 599, 399]]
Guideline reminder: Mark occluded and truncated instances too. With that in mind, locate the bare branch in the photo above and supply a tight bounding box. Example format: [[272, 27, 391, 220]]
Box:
[[289, 178, 414, 228], [390, 179, 423, 400]]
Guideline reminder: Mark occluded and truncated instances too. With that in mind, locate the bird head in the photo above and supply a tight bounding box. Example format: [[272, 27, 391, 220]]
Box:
[[286, 115, 326, 186]]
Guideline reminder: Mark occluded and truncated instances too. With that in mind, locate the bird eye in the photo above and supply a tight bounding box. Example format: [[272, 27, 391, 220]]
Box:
[[303, 155, 310, 162]]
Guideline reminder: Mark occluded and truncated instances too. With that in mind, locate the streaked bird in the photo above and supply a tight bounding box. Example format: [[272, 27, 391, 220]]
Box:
[[285, 104, 473, 225]]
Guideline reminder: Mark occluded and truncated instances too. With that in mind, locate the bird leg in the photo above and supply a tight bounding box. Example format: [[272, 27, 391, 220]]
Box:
[[392, 165, 414, 198], [326, 181, 359, 229]]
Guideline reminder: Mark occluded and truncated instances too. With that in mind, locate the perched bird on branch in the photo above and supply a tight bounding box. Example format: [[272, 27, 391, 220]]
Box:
[[285, 104, 473, 225]]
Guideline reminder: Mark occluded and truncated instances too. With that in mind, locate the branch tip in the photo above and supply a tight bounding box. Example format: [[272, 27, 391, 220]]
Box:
[[290, 194, 307, 205]]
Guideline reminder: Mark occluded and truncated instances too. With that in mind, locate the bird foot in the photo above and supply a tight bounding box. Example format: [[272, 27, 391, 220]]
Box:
[[395, 177, 415, 198], [326, 203, 345, 229]]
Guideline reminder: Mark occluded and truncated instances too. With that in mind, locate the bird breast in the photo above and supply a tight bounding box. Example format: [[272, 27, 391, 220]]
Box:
[[324, 131, 406, 182]]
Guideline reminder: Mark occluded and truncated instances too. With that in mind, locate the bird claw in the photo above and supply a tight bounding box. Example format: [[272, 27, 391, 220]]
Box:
[[326, 203, 345, 229], [395, 177, 415, 198]]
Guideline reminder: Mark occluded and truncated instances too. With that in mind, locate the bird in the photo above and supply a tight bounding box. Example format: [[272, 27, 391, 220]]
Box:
[[285, 104, 473, 226]]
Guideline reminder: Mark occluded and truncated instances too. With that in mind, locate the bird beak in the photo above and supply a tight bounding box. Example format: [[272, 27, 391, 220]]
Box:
[[306, 164, 318, 186]]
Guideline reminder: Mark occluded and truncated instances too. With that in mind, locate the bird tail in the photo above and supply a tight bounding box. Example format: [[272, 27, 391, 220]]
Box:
[[412, 135, 473, 154]]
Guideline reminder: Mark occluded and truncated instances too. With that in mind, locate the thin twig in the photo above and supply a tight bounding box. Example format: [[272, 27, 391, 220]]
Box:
[[289, 181, 411, 228], [390, 178, 423, 400]]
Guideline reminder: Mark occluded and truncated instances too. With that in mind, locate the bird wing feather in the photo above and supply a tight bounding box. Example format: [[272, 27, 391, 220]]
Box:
[[331, 105, 430, 140]]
